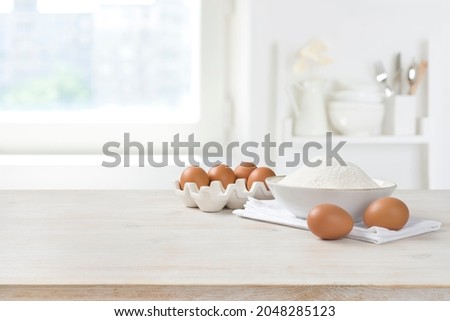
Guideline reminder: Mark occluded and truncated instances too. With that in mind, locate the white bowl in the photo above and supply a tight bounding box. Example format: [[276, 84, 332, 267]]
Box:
[[328, 101, 385, 136], [335, 81, 381, 92], [266, 176, 396, 222], [331, 90, 383, 103]]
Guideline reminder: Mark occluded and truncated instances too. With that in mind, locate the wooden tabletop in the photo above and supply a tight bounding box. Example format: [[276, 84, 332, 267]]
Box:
[[0, 190, 449, 300]]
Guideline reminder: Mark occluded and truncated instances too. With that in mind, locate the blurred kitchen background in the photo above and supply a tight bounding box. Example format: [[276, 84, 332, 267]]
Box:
[[0, 0, 449, 189]]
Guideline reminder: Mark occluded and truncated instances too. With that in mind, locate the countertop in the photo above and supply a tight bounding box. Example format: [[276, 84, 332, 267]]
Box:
[[0, 190, 449, 300]]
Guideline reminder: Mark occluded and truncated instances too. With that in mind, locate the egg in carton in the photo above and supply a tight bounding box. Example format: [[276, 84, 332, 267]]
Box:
[[174, 178, 273, 212]]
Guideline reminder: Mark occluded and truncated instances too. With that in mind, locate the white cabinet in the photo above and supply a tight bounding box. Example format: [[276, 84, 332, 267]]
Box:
[[274, 36, 446, 189], [228, 0, 450, 188]]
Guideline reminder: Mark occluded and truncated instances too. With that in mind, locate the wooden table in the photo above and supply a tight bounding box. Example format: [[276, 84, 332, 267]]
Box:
[[0, 190, 449, 300]]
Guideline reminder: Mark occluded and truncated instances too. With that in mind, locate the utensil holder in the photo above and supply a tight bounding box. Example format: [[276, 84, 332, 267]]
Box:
[[383, 95, 417, 135]]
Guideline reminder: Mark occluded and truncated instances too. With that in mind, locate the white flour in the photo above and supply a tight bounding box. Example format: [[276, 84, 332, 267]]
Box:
[[280, 157, 380, 189]]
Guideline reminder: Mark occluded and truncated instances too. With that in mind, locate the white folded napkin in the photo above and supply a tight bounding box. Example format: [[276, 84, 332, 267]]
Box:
[[233, 198, 442, 244]]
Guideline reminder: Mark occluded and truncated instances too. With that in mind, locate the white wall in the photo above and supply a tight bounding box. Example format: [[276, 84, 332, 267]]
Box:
[[229, 0, 450, 188]]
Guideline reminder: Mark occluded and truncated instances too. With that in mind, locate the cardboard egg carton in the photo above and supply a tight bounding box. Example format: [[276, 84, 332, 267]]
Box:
[[174, 178, 273, 212]]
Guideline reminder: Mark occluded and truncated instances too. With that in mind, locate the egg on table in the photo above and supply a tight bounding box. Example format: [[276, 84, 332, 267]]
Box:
[[363, 197, 409, 230], [306, 204, 354, 240]]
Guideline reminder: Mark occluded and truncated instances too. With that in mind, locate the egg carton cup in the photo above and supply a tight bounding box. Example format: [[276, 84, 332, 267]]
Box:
[[174, 178, 273, 212]]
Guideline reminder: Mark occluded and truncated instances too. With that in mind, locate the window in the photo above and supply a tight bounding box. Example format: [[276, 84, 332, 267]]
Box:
[[0, 0, 199, 122], [0, 0, 225, 153]]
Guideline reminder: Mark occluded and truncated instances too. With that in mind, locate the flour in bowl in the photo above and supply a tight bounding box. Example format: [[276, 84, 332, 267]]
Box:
[[280, 157, 380, 189]]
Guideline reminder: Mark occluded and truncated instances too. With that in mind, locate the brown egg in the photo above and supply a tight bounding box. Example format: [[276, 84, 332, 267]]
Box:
[[246, 167, 276, 190], [179, 166, 209, 190], [363, 197, 409, 230], [234, 162, 257, 179], [307, 204, 354, 240], [208, 164, 236, 189]]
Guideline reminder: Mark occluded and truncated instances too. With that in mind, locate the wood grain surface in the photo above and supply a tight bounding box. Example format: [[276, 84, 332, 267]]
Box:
[[0, 190, 449, 300]]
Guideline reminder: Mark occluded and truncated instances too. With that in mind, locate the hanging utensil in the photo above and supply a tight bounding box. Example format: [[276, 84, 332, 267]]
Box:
[[409, 60, 428, 95], [375, 61, 393, 97], [394, 53, 403, 95], [407, 60, 418, 95]]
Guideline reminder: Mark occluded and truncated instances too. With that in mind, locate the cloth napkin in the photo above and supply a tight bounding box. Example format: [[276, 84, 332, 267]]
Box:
[[233, 198, 442, 244]]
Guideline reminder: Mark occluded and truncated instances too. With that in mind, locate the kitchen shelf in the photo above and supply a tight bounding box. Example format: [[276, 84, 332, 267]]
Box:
[[281, 118, 429, 145], [290, 134, 429, 145], [275, 39, 446, 188]]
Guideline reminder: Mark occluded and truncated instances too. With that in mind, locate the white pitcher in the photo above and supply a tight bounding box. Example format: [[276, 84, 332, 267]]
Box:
[[288, 79, 329, 136]]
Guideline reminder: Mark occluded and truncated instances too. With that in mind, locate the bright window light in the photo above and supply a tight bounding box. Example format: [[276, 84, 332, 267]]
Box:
[[0, 0, 200, 123], [0, 0, 14, 13], [37, 0, 97, 13], [100, 0, 158, 5]]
